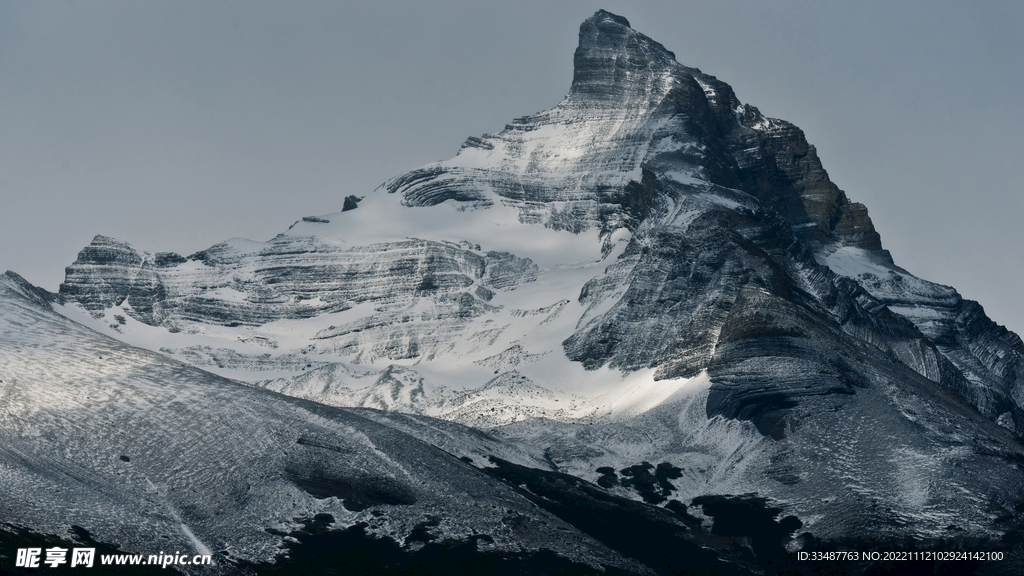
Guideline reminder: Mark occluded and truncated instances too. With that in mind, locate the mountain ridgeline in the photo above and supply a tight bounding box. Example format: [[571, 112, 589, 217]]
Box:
[[16, 9, 1024, 571]]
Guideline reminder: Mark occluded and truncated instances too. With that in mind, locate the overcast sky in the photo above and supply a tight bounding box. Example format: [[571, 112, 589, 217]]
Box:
[[1, 1, 1022, 335]]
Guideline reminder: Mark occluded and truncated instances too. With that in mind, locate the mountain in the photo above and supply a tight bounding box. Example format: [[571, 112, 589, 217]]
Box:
[[7, 9, 1024, 572]]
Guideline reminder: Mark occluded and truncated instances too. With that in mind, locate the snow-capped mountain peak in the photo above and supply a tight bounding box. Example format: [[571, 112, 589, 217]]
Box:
[[45, 10, 1024, 554]]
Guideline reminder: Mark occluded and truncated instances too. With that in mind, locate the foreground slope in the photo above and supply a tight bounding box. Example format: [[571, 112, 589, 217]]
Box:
[[50, 10, 1024, 548], [0, 272, 649, 574]]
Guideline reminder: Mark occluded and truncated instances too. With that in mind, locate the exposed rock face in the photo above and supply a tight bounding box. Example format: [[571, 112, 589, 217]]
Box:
[[819, 246, 1024, 432], [61, 235, 151, 312], [388, 12, 888, 256], [50, 10, 1024, 548], [61, 235, 537, 360]]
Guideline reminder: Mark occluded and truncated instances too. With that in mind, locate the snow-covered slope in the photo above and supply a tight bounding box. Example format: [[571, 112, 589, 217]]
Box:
[[0, 271, 649, 573], [47, 9, 1024, 551]]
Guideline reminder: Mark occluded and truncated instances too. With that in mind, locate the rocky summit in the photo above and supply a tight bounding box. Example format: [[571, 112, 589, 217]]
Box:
[[6, 10, 1024, 575]]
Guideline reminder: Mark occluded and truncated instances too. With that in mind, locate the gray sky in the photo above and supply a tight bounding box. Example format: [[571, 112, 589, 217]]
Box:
[[2, 1, 1022, 336]]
